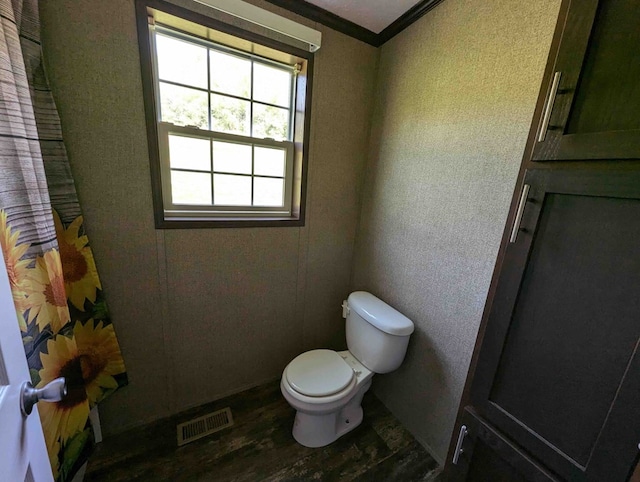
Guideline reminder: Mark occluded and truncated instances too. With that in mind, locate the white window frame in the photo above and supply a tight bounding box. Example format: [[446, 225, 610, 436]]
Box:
[[157, 123, 294, 217], [149, 25, 298, 219]]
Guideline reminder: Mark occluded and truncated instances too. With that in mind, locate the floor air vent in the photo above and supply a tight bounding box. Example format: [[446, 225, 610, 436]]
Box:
[[177, 407, 234, 446]]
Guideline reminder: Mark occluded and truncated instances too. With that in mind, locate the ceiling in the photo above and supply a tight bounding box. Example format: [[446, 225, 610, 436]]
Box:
[[304, 0, 424, 34]]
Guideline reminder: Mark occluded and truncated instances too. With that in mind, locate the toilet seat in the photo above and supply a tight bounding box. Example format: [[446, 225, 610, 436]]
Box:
[[286, 349, 355, 397]]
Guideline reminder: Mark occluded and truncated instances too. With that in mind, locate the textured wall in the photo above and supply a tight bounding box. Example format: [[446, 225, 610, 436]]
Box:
[[40, 0, 562, 461], [40, 0, 378, 434], [352, 0, 560, 462]]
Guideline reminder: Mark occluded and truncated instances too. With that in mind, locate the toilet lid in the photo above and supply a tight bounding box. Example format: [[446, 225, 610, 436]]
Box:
[[286, 349, 355, 397]]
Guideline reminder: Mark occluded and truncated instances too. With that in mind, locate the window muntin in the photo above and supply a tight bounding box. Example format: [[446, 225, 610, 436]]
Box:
[[151, 26, 298, 218], [158, 125, 294, 217]]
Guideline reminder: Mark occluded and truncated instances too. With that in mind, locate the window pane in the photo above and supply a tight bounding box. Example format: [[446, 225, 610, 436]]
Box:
[[211, 94, 250, 136], [210, 51, 250, 98], [214, 174, 251, 206], [213, 141, 252, 175], [253, 177, 284, 207], [168, 135, 210, 171], [171, 171, 212, 205], [254, 147, 285, 177], [253, 63, 291, 108], [252, 104, 289, 140], [156, 34, 207, 89], [160, 83, 208, 129]]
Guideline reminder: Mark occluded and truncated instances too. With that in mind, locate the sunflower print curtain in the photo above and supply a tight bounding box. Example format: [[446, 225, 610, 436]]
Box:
[[0, 1, 127, 480]]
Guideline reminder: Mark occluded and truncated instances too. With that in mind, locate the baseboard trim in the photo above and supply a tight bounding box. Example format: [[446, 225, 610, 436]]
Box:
[[101, 375, 281, 438]]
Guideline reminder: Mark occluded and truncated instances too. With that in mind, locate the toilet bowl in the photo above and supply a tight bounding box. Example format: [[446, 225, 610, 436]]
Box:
[[281, 292, 414, 448], [281, 350, 373, 447]]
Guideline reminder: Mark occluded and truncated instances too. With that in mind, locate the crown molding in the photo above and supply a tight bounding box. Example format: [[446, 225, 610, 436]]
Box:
[[263, 0, 445, 48], [262, 0, 378, 46], [378, 0, 446, 45]]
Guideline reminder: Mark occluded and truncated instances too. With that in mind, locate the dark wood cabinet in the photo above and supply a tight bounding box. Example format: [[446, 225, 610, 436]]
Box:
[[532, 0, 640, 161], [449, 408, 558, 482], [445, 0, 640, 480], [462, 169, 640, 481]]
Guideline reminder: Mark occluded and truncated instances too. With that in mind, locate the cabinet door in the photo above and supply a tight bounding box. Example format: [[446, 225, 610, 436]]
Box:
[[532, 0, 640, 161], [470, 169, 640, 481], [448, 408, 559, 482]]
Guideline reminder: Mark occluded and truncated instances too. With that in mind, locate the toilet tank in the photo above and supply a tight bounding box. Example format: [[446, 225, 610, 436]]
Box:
[[345, 291, 415, 374]]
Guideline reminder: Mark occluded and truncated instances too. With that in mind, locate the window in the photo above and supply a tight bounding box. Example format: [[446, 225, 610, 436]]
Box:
[[136, 1, 314, 228]]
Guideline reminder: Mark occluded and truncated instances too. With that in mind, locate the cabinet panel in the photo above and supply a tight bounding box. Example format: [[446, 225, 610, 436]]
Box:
[[449, 408, 559, 482], [532, 0, 640, 161], [467, 441, 527, 482], [565, 0, 640, 135], [490, 192, 640, 466], [586, 344, 640, 481], [470, 169, 640, 481]]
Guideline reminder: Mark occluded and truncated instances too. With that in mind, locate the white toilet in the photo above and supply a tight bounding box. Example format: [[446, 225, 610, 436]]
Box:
[[280, 291, 415, 448]]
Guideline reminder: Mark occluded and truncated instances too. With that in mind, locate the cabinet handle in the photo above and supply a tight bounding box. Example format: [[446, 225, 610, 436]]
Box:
[[452, 424, 468, 465], [509, 184, 530, 244], [537, 71, 562, 142]]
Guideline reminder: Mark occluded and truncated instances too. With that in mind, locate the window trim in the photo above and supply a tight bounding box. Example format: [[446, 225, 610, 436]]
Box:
[[135, 0, 313, 229]]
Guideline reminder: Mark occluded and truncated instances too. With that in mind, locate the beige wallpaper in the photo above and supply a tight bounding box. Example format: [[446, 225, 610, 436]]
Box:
[[40, 0, 378, 434], [40, 0, 563, 465], [352, 0, 561, 462]]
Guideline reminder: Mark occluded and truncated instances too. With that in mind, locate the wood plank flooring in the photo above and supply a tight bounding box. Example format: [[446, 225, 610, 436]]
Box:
[[86, 380, 441, 481]]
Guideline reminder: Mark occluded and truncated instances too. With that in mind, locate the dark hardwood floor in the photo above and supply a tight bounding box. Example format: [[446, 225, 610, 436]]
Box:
[[86, 380, 441, 481]]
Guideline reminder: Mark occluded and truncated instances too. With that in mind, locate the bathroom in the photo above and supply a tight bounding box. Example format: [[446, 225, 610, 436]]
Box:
[[6, 0, 621, 479]]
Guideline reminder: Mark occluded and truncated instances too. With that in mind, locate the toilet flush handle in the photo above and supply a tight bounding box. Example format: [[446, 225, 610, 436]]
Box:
[[342, 301, 350, 319]]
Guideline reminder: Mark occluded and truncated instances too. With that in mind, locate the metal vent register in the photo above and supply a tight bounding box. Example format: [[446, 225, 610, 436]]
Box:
[[176, 407, 234, 446]]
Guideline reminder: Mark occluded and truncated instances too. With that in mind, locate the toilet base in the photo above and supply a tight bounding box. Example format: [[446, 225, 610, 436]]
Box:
[[290, 380, 371, 448]]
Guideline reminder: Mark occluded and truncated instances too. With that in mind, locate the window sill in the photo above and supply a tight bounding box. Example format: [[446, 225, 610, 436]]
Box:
[[155, 216, 305, 229]]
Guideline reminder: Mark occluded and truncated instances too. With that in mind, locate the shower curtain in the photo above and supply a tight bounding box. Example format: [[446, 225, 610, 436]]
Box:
[[0, 1, 127, 480]]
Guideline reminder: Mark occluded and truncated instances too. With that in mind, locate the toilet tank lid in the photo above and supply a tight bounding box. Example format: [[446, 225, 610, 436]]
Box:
[[348, 291, 415, 336]]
